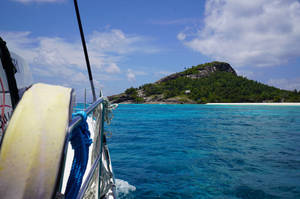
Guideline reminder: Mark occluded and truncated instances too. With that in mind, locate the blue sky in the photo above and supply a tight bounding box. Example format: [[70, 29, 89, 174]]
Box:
[[1, 0, 300, 101]]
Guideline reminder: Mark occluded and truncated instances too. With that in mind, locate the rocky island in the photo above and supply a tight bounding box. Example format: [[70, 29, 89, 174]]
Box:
[[108, 61, 300, 104]]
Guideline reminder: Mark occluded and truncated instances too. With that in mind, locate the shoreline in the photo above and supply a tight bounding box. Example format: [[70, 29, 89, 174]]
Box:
[[206, 103, 300, 106]]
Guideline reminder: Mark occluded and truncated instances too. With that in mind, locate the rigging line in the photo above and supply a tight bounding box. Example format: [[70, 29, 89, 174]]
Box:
[[73, 0, 97, 102], [0, 77, 8, 132]]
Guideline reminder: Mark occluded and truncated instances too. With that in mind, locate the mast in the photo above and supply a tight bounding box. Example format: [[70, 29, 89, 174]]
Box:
[[73, 0, 97, 102]]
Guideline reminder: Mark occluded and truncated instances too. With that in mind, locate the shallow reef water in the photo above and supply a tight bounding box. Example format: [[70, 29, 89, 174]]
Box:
[[101, 104, 300, 199]]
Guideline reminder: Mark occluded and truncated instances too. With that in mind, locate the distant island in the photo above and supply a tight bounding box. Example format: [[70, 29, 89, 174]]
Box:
[[108, 61, 300, 104]]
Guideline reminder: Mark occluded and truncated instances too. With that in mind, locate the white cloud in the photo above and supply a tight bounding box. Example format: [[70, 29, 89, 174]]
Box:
[[235, 69, 255, 78], [105, 63, 121, 73], [12, 0, 65, 3], [1, 30, 155, 74], [125, 69, 147, 82], [71, 72, 88, 84], [268, 78, 300, 91], [1, 29, 157, 99], [89, 29, 160, 54], [2, 31, 86, 72], [179, 0, 300, 67], [177, 32, 186, 41], [90, 30, 138, 54], [127, 69, 136, 82]]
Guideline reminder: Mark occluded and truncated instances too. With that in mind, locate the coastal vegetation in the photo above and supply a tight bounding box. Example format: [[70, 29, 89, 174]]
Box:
[[140, 72, 300, 103], [109, 62, 300, 104], [124, 87, 144, 103]]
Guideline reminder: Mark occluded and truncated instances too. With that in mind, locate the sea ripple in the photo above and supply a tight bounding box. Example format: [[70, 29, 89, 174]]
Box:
[[106, 104, 300, 199]]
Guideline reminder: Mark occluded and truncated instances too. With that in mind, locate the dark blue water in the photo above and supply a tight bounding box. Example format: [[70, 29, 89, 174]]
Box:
[[105, 104, 300, 199]]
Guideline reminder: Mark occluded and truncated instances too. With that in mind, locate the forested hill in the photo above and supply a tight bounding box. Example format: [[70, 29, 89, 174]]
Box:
[[108, 61, 300, 104]]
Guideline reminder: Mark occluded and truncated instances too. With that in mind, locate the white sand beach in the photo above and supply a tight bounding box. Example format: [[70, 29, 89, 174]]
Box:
[[206, 103, 300, 106]]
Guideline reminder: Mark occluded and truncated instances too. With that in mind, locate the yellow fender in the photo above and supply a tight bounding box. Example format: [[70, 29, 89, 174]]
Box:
[[0, 83, 73, 199]]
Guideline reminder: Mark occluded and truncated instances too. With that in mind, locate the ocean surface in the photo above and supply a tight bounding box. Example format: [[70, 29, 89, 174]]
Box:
[[103, 104, 300, 199]]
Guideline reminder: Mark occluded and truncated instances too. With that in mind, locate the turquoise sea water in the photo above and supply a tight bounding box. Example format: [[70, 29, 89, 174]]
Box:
[[104, 104, 300, 199]]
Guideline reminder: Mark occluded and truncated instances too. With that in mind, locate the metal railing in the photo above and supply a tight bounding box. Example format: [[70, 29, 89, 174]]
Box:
[[66, 97, 108, 199], [68, 97, 105, 133]]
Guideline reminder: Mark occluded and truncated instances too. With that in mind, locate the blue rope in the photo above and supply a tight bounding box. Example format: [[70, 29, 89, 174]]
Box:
[[65, 111, 93, 199]]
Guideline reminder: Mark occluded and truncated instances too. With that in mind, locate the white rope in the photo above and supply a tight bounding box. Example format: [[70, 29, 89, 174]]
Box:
[[103, 97, 118, 125]]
